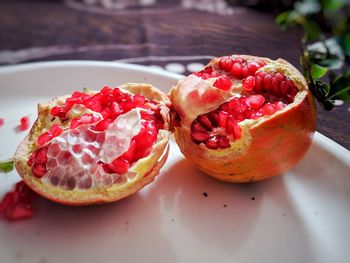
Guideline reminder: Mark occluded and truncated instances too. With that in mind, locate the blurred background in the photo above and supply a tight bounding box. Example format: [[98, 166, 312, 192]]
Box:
[[0, 0, 349, 148]]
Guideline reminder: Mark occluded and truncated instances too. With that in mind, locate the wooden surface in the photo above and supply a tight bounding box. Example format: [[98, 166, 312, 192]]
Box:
[[0, 0, 349, 149]]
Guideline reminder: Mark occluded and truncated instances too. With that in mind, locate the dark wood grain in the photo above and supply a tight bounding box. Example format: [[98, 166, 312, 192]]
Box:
[[0, 0, 349, 149]]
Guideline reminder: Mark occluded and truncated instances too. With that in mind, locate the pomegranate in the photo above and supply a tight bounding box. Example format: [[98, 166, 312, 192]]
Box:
[[14, 83, 171, 205], [170, 55, 317, 182]]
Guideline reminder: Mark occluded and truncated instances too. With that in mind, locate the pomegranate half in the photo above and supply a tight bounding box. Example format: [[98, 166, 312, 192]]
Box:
[[14, 83, 171, 205], [170, 55, 317, 182]]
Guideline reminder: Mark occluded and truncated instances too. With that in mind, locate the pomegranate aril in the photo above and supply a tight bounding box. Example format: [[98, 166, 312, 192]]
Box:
[[94, 119, 111, 131], [110, 157, 130, 175], [84, 98, 102, 112], [226, 118, 241, 140], [219, 56, 233, 72], [34, 147, 48, 164], [70, 118, 82, 129], [32, 163, 46, 178], [205, 137, 218, 149], [217, 111, 229, 128], [0, 118, 4, 127], [19, 116, 30, 131], [49, 124, 63, 137], [263, 74, 272, 92], [248, 63, 260, 74], [231, 63, 242, 79], [37, 132, 53, 146], [191, 130, 210, 143], [123, 140, 136, 163], [275, 101, 286, 110], [242, 76, 255, 92], [213, 76, 231, 91], [262, 103, 278, 116], [50, 106, 62, 116], [254, 76, 264, 93], [279, 80, 289, 96], [217, 136, 230, 149], [133, 95, 146, 107], [245, 95, 265, 109], [198, 115, 213, 131], [193, 122, 208, 133], [5, 203, 34, 220], [272, 73, 284, 96], [241, 66, 250, 78]]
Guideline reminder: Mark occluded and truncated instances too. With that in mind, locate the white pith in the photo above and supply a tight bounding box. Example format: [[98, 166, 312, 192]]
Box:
[[41, 108, 143, 191]]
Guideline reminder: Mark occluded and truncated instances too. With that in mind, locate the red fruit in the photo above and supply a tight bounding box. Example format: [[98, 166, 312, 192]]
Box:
[[242, 76, 255, 92], [219, 56, 233, 72], [170, 54, 316, 183], [14, 83, 171, 206], [213, 76, 231, 91], [245, 95, 265, 109], [231, 63, 242, 79], [19, 116, 30, 131]]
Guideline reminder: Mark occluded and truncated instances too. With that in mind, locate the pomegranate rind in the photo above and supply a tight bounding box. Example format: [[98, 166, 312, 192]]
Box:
[[171, 55, 317, 182], [14, 83, 171, 205]]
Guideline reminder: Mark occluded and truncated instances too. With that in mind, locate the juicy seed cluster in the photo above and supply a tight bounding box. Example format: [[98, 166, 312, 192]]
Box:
[[28, 87, 164, 184], [190, 56, 300, 150], [218, 56, 266, 79], [0, 181, 35, 220]]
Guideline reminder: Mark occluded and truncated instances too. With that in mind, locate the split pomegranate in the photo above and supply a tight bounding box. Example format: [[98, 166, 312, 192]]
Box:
[[170, 54, 317, 182], [14, 83, 171, 205]]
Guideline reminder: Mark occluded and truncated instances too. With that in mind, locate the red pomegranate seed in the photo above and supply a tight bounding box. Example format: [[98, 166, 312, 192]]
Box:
[[262, 103, 278, 115], [279, 80, 289, 96], [122, 140, 136, 163], [219, 56, 233, 72], [193, 122, 208, 133], [27, 153, 35, 167], [254, 76, 264, 93], [32, 163, 46, 178], [241, 66, 250, 78], [70, 118, 82, 129], [263, 74, 273, 92], [247, 63, 260, 74], [226, 118, 241, 140], [272, 73, 284, 96], [94, 119, 111, 131], [198, 115, 213, 130], [231, 63, 242, 79], [111, 157, 130, 175], [191, 130, 210, 143], [84, 98, 102, 112], [72, 144, 83, 154], [19, 116, 30, 131], [217, 111, 229, 128], [205, 137, 218, 149], [37, 132, 53, 146], [275, 101, 286, 110], [50, 106, 62, 116], [133, 95, 146, 107], [242, 76, 255, 92], [49, 124, 63, 137], [5, 202, 34, 220], [0, 118, 4, 127], [217, 136, 230, 148], [245, 95, 265, 109], [34, 147, 48, 164], [213, 76, 231, 91]]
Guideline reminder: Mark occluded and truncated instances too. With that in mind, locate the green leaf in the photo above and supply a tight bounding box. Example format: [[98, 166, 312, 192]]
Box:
[[0, 159, 14, 173], [322, 0, 345, 12], [310, 64, 328, 78], [326, 72, 350, 101], [302, 20, 321, 41]]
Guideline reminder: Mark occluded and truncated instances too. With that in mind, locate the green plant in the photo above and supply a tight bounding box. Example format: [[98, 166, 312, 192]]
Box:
[[276, 0, 350, 110]]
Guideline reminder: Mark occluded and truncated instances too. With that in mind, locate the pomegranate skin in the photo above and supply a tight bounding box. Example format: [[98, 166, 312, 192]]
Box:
[[171, 55, 317, 182], [14, 83, 171, 205]]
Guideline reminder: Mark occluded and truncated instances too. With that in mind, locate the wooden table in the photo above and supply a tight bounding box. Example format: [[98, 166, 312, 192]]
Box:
[[0, 0, 349, 149]]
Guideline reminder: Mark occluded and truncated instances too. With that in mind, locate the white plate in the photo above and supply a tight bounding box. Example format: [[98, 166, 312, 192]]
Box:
[[0, 61, 349, 263]]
